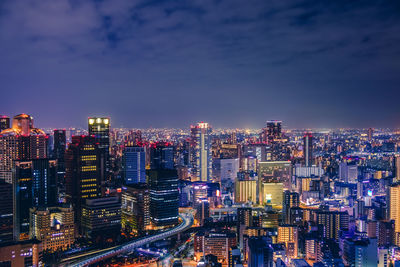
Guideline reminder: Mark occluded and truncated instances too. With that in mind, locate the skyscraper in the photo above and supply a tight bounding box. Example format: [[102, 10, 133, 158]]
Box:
[[261, 120, 282, 144], [190, 122, 212, 182], [367, 128, 374, 141], [0, 114, 47, 184], [390, 183, 400, 245], [282, 191, 300, 224], [148, 169, 179, 228], [13, 159, 58, 240], [0, 179, 13, 244], [0, 116, 10, 131], [65, 135, 102, 225], [149, 141, 174, 170], [303, 132, 313, 167], [53, 129, 66, 179], [123, 146, 146, 184], [88, 117, 110, 181], [395, 155, 400, 181]]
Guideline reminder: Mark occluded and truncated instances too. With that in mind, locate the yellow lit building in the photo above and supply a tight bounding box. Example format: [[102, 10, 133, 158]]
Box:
[[390, 184, 400, 245], [235, 179, 257, 204], [278, 225, 298, 259], [259, 182, 283, 206], [29, 206, 74, 252]]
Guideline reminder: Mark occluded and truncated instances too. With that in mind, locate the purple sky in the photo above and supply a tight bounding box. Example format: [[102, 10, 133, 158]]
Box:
[[1, 0, 400, 129]]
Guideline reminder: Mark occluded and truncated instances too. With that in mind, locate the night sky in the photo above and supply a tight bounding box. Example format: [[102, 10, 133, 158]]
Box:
[[1, 0, 399, 129]]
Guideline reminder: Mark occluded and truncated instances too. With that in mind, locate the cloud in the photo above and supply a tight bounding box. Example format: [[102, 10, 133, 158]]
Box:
[[0, 0, 399, 128]]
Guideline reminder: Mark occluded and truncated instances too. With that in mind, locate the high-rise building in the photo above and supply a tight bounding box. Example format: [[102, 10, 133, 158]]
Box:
[[277, 225, 298, 259], [53, 129, 66, 178], [0, 114, 47, 184], [367, 128, 374, 141], [81, 197, 121, 239], [29, 205, 74, 252], [395, 155, 400, 181], [248, 237, 274, 267], [190, 122, 212, 182], [123, 146, 146, 184], [390, 184, 400, 245], [258, 161, 292, 189], [282, 191, 300, 224], [235, 178, 257, 204], [0, 180, 13, 244], [194, 199, 210, 226], [316, 210, 349, 240], [259, 182, 283, 206], [194, 231, 237, 265], [88, 117, 110, 181], [0, 239, 42, 266], [121, 184, 150, 235], [339, 162, 358, 183], [148, 169, 179, 228], [303, 132, 313, 167], [65, 135, 102, 225], [261, 120, 282, 144], [149, 142, 174, 170], [13, 159, 58, 240], [0, 116, 10, 131]]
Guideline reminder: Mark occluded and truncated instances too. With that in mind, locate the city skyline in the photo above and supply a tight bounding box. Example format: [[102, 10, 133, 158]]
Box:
[[1, 0, 400, 129]]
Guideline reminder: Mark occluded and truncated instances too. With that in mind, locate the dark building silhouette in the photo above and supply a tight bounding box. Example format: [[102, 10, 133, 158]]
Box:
[[150, 142, 174, 170], [0, 116, 10, 131], [0, 179, 13, 244], [303, 132, 313, 167], [148, 169, 179, 228]]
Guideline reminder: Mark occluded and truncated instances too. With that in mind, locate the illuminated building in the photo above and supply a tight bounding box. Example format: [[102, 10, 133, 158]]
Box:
[[190, 122, 212, 182], [65, 135, 102, 227], [283, 191, 300, 224], [121, 184, 150, 235], [194, 199, 209, 226], [53, 129, 66, 178], [258, 161, 292, 189], [303, 132, 313, 167], [377, 220, 394, 246], [260, 120, 282, 144], [29, 205, 74, 252], [259, 182, 283, 206], [0, 240, 42, 266], [316, 210, 349, 240], [88, 117, 110, 181], [0, 180, 13, 244], [396, 155, 400, 181], [194, 231, 237, 265], [13, 159, 58, 241], [0, 116, 9, 131], [0, 114, 47, 184], [261, 210, 279, 228], [149, 141, 174, 170], [339, 162, 358, 184], [81, 197, 121, 239], [277, 225, 298, 259], [367, 128, 374, 141], [148, 169, 179, 228], [217, 158, 240, 182], [235, 178, 257, 204], [192, 182, 208, 203], [305, 238, 322, 264], [390, 184, 400, 245], [123, 146, 146, 184]]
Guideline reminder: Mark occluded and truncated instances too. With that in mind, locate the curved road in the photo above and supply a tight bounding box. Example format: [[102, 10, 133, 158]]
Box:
[[62, 212, 193, 267]]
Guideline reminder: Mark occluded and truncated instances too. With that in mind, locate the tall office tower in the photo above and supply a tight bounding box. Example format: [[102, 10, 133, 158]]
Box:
[[88, 117, 110, 181], [0, 114, 47, 184], [81, 197, 121, 239], [303, 132, 313, 167], [260, 120, 282, 144], [367, 128, 374, 141], [282, 191, 300, 224], [148, 169, 179, 228], [150, 142, 174, 170], [339, 162, 358, 183], [53, 129, 66, 174], [395, 155, 400, 181], [0, 116, 10, 131], [316, 210, 349, 240], [194, 199, 210, 226], [123, 146, 146, 184], [190, 122, 212, 182], [235, 178, 257, 204], [258, 161, 292, 189], [277, 225, 299, 259], [247, 237, 273, 267], [65, 136, 102, 225], [13, 159, 58, 240], [390, 184, 400, 245], [121, 184, 150, 235], [0, 180, 13, 244], [29, 205, 75, 252]]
